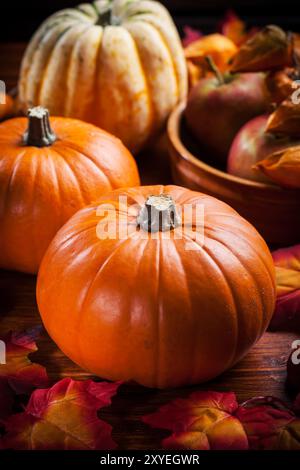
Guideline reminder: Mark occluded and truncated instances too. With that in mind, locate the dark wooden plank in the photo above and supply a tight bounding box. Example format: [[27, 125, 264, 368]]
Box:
[[0, 42, 298, 450]]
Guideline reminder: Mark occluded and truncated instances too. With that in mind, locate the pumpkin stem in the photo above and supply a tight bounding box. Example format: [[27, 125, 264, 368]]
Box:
[[137, 194, 181, 233], [23, 107, 56, 147]]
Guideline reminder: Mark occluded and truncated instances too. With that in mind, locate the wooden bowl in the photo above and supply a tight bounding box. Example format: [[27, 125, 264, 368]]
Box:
[[167, 102, 300, 246]]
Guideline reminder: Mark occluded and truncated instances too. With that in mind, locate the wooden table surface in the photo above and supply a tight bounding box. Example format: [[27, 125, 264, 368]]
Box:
[[0, 43, 298, 450]]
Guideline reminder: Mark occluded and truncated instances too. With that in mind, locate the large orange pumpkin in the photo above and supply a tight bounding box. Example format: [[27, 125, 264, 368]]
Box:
[[37, 185, 276, 388], [0, 107, 140, 274]]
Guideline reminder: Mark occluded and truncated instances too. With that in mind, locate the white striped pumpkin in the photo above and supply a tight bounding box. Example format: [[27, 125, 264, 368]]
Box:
[[19, 0, 187, 153]]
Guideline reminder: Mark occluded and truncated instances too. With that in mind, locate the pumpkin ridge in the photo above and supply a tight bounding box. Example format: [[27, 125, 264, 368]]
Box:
[[128, 29, 154, 140], [75, 234, 141, 369], [154, 235, 162, 387], [64, 23, 97, 116], [205, 221, 276, 295], [2, 149, 27, 214], [66, 26, 103, 119], [124, 19, 177, 133], [0, 150, 27, 269], [169, 239, 196, 385], [46, 147, 65, 229], [41, 23, 91, 115], [182, 232, 239, 369], [48, 147, 87, 208], [28, 150, 44, 269], [140, 17, 179, 102], [43, 221, 100, 269], [55, 140, 114, 190], [204, 226, 271, 330], [19, 16, 72, 101], [203, 230, 266, 343], [133, 12, 187, 100], [35, 22, 82, 106]]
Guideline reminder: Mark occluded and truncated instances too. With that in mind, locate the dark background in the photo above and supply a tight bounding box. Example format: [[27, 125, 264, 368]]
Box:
[[2, 0, 300, 41]]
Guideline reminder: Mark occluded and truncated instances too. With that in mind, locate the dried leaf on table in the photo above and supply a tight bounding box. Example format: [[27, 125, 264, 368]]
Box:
[[230, 25, 293, 72], [270, 244, 300, 331], [143, 391, 248, 450], [0, 327, 49, 420], [0, 327, 48, 395], [236, 397, 300, 450], [1, 378, 122, 450], [255, 146, 300, 189]]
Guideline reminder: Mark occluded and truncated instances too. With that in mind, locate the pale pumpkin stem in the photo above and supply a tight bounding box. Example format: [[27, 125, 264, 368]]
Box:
[[205, 55, 225, 85], [137, 194, 181, 233], [23, 106, 56, 147]]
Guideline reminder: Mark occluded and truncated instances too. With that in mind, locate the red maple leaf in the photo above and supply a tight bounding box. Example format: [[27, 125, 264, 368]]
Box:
[[1, 378, 121, 450], [0, 327, 49, 419], [143, 391, 248, 450], [237, 397, 300, 450]]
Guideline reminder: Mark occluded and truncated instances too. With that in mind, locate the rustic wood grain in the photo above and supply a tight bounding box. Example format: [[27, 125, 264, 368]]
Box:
[[0, 43, 299, 450]]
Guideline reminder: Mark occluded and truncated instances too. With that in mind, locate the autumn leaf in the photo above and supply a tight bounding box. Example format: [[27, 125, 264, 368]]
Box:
[[236, 397, 300, 450], [255, 145, 300, 189], [267, 99, 300, 137], [0, 328, 49, 419], [1, 378, 121, 450], [219, 10, 258, 46], [182, 26, 203, 47], [266, 68, 300, 105], [143, 391, 249, 450], [269, 245, 300, 332], [230, 25, 292, 73], [184, 33, 238, 87], [184, 34, 237, 69], [0, 327, 48, 394]]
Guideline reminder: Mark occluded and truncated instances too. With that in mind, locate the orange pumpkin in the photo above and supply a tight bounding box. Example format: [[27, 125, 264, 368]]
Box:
[[37, 185, 276, 388], [0, 107, 140, 274]]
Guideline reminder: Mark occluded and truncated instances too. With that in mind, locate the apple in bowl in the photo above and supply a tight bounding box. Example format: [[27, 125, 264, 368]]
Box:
[[227, 114, 300, 183], [184, 63, 270, 165]]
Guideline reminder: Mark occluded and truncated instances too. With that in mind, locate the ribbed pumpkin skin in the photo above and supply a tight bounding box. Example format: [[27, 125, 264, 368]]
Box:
[[18, 0, 188, 153], [37, 185, 276, 389], [0, 117, 140, 274]]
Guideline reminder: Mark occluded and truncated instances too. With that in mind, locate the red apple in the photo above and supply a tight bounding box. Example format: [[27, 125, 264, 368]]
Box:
[[184, 69, 270, 164], [227, 114, 300, 183]]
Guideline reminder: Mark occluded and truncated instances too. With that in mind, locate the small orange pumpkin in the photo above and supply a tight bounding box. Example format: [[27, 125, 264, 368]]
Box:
[[37, 185, 276, 389], [0, 107, 140, 273]]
